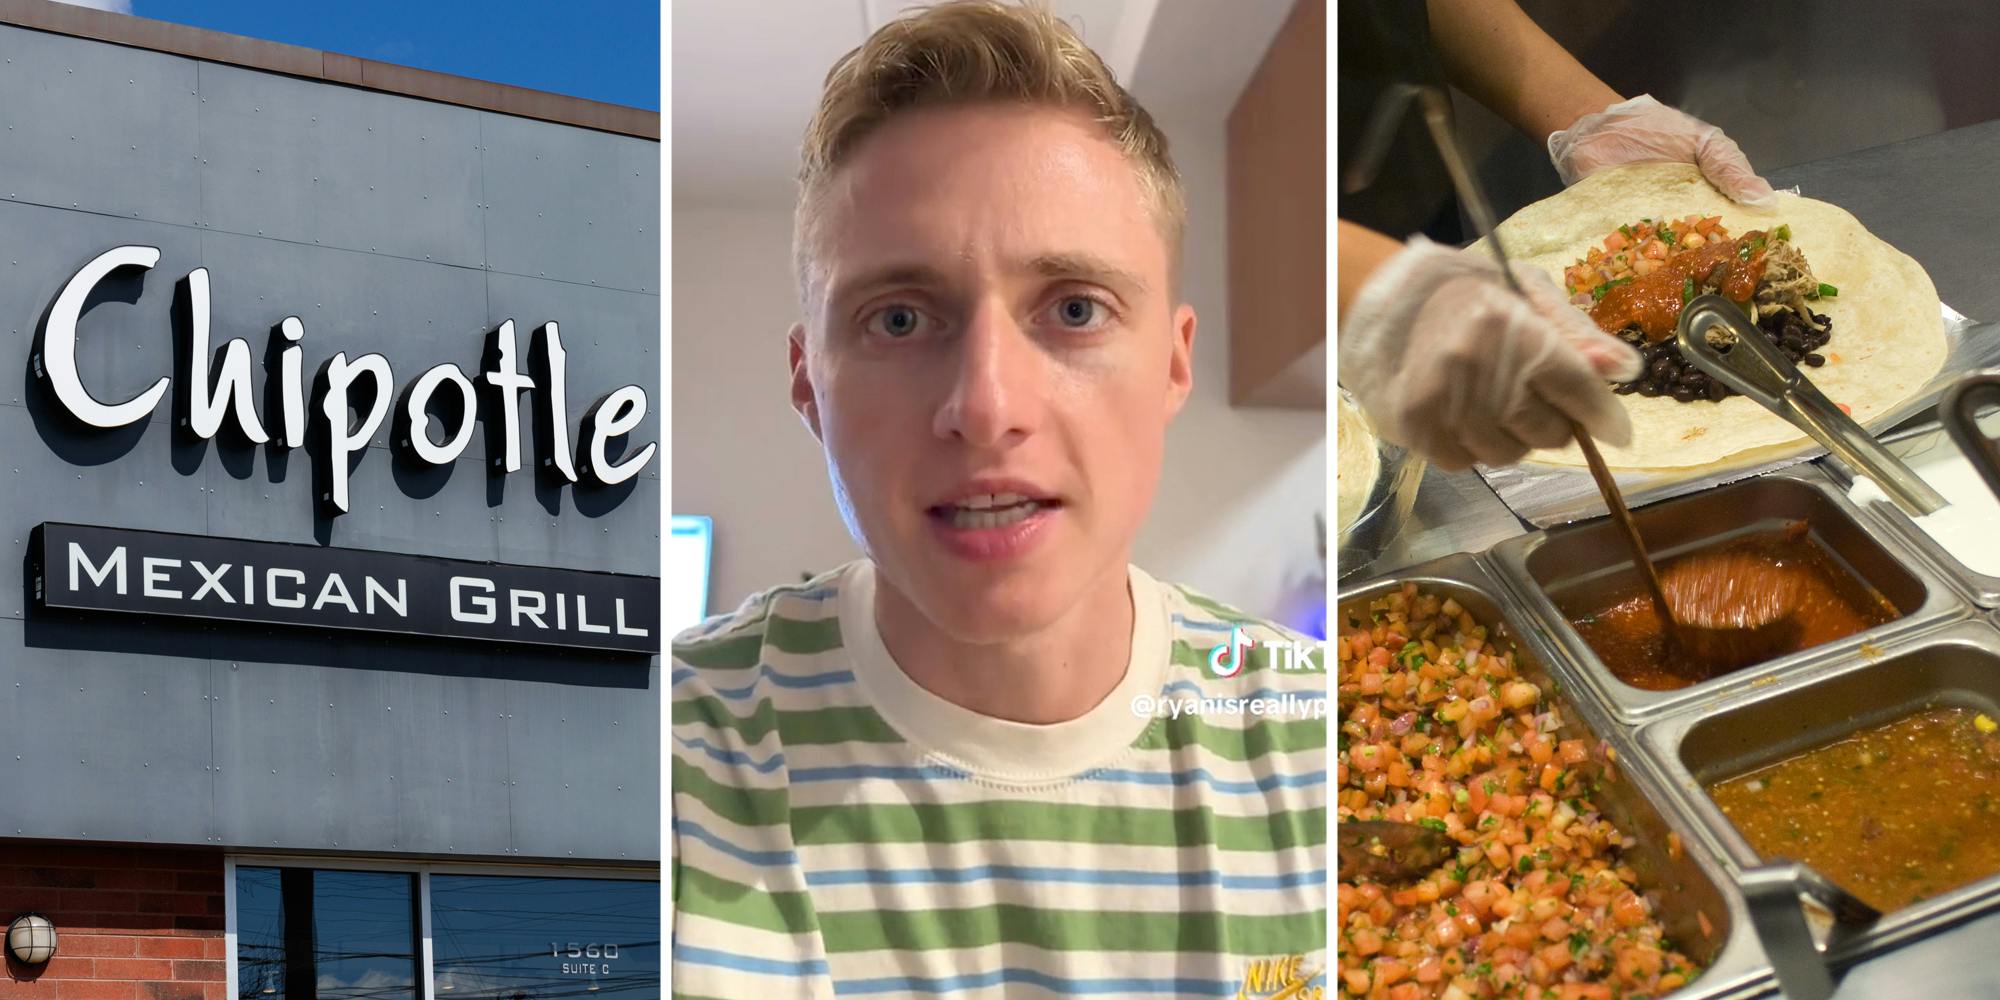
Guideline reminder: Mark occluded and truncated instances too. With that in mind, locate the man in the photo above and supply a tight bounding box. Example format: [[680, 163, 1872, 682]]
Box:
[[1338, 0, 1776, 472], [670, 2, 1326, 996]]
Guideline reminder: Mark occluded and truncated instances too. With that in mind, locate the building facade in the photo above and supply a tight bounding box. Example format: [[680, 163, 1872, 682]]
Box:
[[0, 7, 660, 999]]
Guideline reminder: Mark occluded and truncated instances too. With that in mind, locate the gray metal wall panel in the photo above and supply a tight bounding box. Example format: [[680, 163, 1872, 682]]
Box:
[[0, 29, 660, 863], [0, 26, 202, 227], [194, 62, 487, 268], [209, 651, 515, 856], [0, 618, 215, 843], [479, 111, 659, 293], [502, 665, 662, 862]]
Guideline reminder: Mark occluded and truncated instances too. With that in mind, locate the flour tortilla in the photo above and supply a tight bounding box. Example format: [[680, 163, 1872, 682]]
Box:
[[1470, 163, 1946, 471], [1337, 391, 1380, 533]]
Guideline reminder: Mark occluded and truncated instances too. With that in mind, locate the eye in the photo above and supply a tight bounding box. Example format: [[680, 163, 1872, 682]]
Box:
[[865, 304, 928, 339], [1049, 295, 1107, 330]]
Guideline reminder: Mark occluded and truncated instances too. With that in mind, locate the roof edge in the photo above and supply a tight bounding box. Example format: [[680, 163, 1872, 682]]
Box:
[[0, 0, 659, 141]]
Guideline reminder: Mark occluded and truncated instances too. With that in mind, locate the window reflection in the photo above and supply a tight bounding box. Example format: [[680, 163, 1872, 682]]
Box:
[[430, 876, 660, 1000], [234, 867, 419, 1000]]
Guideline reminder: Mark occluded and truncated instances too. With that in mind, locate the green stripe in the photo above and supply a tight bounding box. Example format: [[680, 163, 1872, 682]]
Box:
[[674, 865, 819, 935], [792, 799, 1325, 852], [767, 614, 844, 654], [674, 756, 789, 828], [1136, 713, 1326, 761], [673, 697, 904, 746], [817, 903, 1323, 955], [674, 631, 765, 669], [1174, 587, 1254, 623], [673, 613, 844, 667]]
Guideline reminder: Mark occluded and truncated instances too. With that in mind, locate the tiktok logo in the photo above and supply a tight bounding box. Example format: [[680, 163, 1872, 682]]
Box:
[[1207, 627, 1256, 678]]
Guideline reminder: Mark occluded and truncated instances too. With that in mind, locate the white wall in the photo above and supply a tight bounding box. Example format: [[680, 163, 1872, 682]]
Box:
[[671, 24, 1326, 626]]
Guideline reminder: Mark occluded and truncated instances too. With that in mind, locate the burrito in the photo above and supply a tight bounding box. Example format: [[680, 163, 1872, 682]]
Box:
[[1473, 163, 1946, 471]]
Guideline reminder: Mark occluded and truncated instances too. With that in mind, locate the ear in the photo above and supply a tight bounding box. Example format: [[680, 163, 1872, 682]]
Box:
[[1164, 303, 1196, 418], [788, 323, 824, 442]]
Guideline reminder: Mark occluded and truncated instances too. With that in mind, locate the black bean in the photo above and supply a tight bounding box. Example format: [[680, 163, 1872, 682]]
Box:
[[1615, 381, 1641, 394], [1672, 386, 1697, 402], [1638, 381, 1662, 397], [1707, 380, 1729, 401], [1804, 353, 1825, 367], [1650, 357, 1676, 381]]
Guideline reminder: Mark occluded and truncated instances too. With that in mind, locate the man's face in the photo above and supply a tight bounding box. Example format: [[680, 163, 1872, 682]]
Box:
[[791, 104, 1194, 643]]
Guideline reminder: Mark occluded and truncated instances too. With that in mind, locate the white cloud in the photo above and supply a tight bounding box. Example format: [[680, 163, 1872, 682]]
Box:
[[48, 0, 134, 13]]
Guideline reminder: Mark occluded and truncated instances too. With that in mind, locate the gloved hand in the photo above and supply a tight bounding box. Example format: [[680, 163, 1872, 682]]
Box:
[[1548, 95, 1776, 207], [1340, 236, 1642, 471]]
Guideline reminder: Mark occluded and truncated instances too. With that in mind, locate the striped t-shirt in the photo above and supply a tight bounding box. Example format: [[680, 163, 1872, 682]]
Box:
[[669, 559, 1328, 998]]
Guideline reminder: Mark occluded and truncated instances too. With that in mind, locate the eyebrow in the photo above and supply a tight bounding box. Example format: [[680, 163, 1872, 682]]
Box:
[[827, 253, 1150, 309], [1027, 253, 1149, 296], [823, 263, 950, 314]]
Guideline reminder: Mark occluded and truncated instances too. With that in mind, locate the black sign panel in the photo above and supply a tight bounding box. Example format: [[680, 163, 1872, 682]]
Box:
[[32, 523, 660, 655]]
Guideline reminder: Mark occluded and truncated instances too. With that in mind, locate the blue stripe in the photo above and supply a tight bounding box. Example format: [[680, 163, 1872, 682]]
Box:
[[785, 761, 1323, 795], [669, 663, 856, 700], [1159, 680, 1327, 703], [675, 942, 829, 979], [1084, 766, 1327, 795], [672, 733, 785, 774], [673, 817, 799, 868], [790, 763, 968, 784], [805, 863, 1326, 891], [835, 968, 1241, 996], [1172, 614, 1238, 634]]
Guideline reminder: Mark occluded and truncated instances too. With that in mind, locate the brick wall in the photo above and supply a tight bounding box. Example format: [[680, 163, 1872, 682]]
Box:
[[0, 844, 226, 1000]]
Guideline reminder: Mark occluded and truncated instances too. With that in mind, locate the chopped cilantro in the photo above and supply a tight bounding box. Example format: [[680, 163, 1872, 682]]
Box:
[[1517, 855, 1533, 873], [1484, 779, 1499, 795], [1417, 817, 1448, 832], [1618, 224, 1634, 239], [1452, 862, 1470, 883], [1446, 903, 1460, 915], [1682, 276, 1694, 304], [1818, 282, 1839, 298], [1569, 931, 1590, 956], [1772, 223, 1792, 242], [1660, 226, 1677, 246], [1591, 276, 1633, 301], [1475, 962, 1494, 978], [1570, 873, 1586, 891]]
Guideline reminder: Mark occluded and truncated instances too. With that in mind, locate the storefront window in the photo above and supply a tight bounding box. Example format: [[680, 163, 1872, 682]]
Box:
[[236, 867, 421, 1000], [430, 875, 660, 1000]]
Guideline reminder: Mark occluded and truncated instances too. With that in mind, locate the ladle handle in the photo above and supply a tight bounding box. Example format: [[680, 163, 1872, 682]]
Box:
[[1739, 861, 1882, 1000], [1677, 296, 1947, 517], [1939, 370, 2000, 502]]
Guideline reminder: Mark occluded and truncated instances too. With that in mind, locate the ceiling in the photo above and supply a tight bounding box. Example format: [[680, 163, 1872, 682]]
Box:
[[670, 0, 1291, 206]]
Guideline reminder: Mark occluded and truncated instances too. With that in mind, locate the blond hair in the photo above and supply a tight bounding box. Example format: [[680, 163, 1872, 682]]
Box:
[[793, 0, 1184, 297]]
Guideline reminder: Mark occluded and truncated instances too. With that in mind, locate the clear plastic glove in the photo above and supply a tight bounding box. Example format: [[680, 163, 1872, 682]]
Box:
[[1548, 95, 1776, 207], [1340, 236, 1642, 472]]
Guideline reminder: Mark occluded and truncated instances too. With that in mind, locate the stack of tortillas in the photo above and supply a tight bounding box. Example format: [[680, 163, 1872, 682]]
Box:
[[1337, 390, 1381, 535], [1470, 163, 1947, 471]]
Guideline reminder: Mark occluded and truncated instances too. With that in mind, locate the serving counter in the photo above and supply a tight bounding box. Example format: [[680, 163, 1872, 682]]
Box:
[[1339, 121, 2000, 999]]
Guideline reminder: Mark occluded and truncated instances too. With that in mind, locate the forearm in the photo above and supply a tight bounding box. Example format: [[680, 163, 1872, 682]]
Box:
[[1337, 220, 1407, 321], [1426, 0, 1621, 141]]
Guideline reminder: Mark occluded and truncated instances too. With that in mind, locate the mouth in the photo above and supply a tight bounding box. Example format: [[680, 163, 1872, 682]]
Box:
[[926, 491, 1064, 530]]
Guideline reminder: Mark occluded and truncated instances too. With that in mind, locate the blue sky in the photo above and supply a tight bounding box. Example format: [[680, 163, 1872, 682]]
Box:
[[68, 0, 659, 111]]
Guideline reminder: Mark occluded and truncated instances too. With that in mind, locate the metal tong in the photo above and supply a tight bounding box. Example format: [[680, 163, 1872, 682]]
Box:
[[1738, 860, 1882, 1000], [1939, 368, 2000, 501], [1677, 295, 1947, 516]]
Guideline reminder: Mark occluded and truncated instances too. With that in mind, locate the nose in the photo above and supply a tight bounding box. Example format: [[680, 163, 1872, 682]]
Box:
[[933, 298, 1043, 448]]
